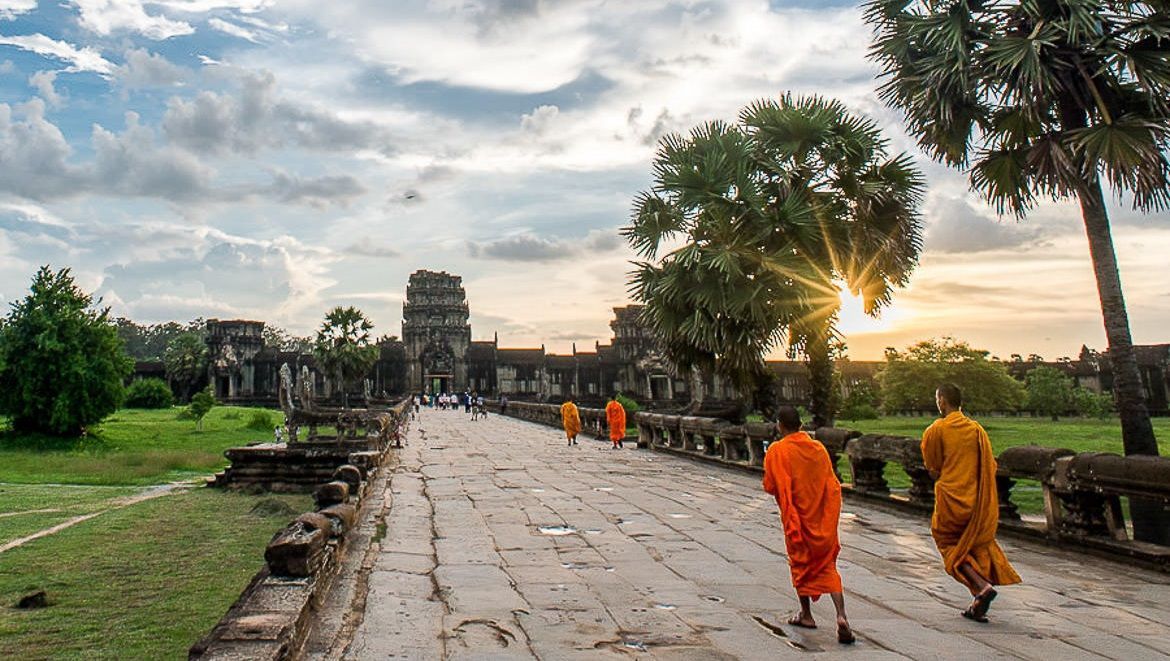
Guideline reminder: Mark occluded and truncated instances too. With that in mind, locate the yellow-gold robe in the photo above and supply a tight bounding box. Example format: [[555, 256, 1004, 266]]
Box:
[[922, 411, 1021, 594]]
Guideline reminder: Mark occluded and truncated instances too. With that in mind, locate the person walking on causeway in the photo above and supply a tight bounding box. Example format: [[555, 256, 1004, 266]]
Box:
[[605, 393, 626, 449], [561, 396, 581, 446], [922, 383, 1021, 623], [762, 405, 855, 645]]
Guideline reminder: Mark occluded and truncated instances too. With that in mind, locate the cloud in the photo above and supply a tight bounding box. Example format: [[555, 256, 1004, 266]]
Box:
[[114, 48, 187, 88], [29, 70, 64, 107], [340, 240, 400, 258], [162, 70, 397, 156], [208, 17, 261, 43], [0, 100, 83, 200], [0, 102, 359, 206], [468, 228, 622, 262], [0, 60, 13, 73], [71, 0, 195, 40], [0, 0, 35, 20], [267, 171, 367, 207], [521, 104, 559, 134], [924, 192, 1042, 254], [0, 33, 115, 74]]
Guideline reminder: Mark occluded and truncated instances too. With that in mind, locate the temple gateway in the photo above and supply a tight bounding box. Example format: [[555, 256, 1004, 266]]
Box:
[[196, 269, 1170, 414]]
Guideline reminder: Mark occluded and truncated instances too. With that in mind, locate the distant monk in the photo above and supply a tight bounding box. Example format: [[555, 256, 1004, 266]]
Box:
[[561, 397, 581, 446], [762, 406, 854, 644], [605, 394, 626, 449], [923, 383, 1021, 623]]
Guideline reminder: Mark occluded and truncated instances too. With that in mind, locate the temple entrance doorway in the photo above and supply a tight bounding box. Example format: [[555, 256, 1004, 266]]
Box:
[[428, 375, 452, 395], [649, 375, 672, 401]]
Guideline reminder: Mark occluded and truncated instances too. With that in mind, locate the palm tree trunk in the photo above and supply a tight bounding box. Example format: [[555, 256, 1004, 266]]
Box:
[[1078, 177, 1167, 544], [805, 323, 836, 429]]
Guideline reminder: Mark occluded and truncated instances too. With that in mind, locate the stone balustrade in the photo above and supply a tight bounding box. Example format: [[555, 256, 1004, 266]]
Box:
[[499, 402, 1170, 566]]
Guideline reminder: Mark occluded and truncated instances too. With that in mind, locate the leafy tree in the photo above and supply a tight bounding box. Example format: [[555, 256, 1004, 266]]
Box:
[[263, 324, 313, 354], [1072, 386, 1115, 420], [1025, 366, 1076, 420], [624, 95, 924, 425], [115, 318, 203, 361], [840, 380, 881, 421], [313, 306, 379, 408], [865, 0, 1167, 538], [187, 386, 216, 431], [0, 267, 134, 436], [124, 378, 175, 409], [879, 338, 1026, 414], [164, 332, 209, 402]]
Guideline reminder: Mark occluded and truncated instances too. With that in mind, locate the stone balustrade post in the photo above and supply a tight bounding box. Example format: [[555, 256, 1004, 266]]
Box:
[[996, 475, 1020, 521]]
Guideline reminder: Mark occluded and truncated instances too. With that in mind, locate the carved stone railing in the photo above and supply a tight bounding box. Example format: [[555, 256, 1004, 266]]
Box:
[[191, 461, 378, 660], [844, 434, 935, 509]]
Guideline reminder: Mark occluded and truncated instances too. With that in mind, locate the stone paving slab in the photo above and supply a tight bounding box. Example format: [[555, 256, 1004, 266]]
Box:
[[338, 409, 1170, 660]]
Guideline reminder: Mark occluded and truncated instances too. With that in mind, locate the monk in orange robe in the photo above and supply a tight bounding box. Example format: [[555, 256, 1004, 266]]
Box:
[[561, 397, 581, 446], [922, 383, 1021, 623], [763, 406, 854, 644], [605, 394, 626, 449]]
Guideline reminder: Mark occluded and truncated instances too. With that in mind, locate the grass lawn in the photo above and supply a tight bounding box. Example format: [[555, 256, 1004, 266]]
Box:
[[0, 407, 306, 659], [832, 415, 1170, 514], [0, 406, 283, 485], [0, 488, 310, 660]]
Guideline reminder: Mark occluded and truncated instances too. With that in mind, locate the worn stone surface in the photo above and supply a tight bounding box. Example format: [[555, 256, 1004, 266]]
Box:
[[266, 518, 329, 578], [329, 410, 1170, 660]]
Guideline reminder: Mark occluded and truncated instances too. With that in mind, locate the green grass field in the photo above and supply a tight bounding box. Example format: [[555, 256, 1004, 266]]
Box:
[[0, 488, 310, 659], [0, 407, 305, 659], [0, 406, 282, 485]]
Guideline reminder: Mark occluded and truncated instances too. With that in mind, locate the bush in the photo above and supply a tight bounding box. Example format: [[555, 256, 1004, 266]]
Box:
[[615, 393, 641, 413], [123, 378, 175, 409], [1072, 387, 1114, 420], [840, 402, 880, 420], [245, 410, 274, 431]]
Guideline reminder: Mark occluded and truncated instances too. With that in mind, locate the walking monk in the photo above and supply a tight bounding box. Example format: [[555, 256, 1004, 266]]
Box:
[[561, 396, 581, 446], [763, 406, 854, 644], [922, 383, 1020, 623], [605, 394, 626, 449]]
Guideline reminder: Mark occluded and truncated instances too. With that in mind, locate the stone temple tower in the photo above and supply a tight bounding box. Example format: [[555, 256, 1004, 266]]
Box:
[[402, 270, 471, 395]]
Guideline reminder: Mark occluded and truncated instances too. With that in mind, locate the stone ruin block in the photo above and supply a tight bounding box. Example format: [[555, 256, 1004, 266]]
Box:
[[332, 465, 362, 492], [265, 513, 331, 577], [318, 503, 358, 538], [313, 481, 350, 509]]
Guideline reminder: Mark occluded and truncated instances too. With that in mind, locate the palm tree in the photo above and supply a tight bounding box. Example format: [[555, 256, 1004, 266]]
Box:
[[313, 306, 379, 409], [625, 95, 924, 425], [865, 0, 1169, 543]]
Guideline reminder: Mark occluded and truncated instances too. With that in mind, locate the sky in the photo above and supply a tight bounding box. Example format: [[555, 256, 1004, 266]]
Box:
[[1, 0, 1167, 361]]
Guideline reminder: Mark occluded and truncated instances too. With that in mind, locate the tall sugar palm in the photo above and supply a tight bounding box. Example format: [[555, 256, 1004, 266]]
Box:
[[625, 95, 924, 425], [866, 0, 1169, 542]]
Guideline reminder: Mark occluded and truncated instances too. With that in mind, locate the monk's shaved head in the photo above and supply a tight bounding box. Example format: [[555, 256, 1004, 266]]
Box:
[[937, 383, 963, 408], [776, 405, 802, 434]]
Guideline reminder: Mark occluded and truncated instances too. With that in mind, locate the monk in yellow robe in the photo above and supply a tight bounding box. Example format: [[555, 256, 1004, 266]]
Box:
[[922, 383, 1021, 623], [561, 397, 581, 446], [605, 394, 626, 449], [763, 406, 854, 644]]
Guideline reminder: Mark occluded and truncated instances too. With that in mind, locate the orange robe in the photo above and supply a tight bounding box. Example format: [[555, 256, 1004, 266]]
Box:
[[762, 431, 843, 598], [605, 400, 626, 441], [922, 411, 1021, 594], [561, 402, 581, 438]]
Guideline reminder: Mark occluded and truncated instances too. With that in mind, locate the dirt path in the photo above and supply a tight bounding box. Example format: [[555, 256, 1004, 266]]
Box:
[[0, 482, 195, 554]]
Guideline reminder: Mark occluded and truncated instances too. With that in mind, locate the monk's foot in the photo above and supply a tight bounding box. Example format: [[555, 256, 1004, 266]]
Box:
[[836, 618, 855, 645], [972, 587, 997, 620], [786, 613, 816, 629]]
